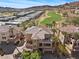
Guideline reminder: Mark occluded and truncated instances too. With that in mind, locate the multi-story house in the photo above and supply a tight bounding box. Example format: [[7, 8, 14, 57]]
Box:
[[59, 25, 79, 52], [25, 26, 53, 52], [0, 25, 23, 44], [24, 26, 55, 53]]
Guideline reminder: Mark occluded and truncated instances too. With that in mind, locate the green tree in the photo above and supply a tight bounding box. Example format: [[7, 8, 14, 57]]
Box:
[[21, 51, 31, 59], [30, 51, 41, 59], [21, 50, 41, 59]]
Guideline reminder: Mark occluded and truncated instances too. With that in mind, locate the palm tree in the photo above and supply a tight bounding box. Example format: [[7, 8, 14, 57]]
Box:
[[52, 29, 69, 58], [21, 22, 27, 30], [52, 21, 56, 28]]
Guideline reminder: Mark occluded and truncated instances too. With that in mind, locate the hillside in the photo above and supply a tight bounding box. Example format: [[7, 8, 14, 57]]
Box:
[[64, 1, 79, 7], [22, 5, 56, 11], [0, 5, 56, 12], [69, 1, 79, 6], [0, 1, 79, 12]]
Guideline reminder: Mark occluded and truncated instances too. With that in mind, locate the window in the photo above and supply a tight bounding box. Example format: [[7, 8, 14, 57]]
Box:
[[70, 42, 72, 44], [44, 43, 51, 46], [39, 43, 42, 46], [52, 42, 55, 45], [1, 33, 5, 35], [10, 35, 14, 38], [74, 43, 76, 46], [2, 37, 6, 40], [27, 41, 32, 44], [78, 43, 79, 46]]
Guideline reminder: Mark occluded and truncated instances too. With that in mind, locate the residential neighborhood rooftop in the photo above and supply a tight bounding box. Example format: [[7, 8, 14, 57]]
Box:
[[24, 26, 53, 39], [59, 25, 79, 33]]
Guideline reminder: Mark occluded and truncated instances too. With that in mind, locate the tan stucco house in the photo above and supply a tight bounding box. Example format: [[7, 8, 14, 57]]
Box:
[[59, 25, 79, 52], [0, 25, 23, 44], [24, 26, 55, 53]]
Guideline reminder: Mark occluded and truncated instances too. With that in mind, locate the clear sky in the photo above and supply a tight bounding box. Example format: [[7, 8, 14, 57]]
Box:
[[0, 0, 78, 8]]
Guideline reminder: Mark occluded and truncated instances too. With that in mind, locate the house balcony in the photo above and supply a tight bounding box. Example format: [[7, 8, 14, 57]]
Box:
[[42, 48, 55, 53], [39, 45, 53, 49], [39, 39, 53, 43], [39, 43, 53, 49]]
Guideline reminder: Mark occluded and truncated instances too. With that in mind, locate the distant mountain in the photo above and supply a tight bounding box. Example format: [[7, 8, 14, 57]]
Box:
[[0, 7, 21, 12], [0, 1, 79, 12], [21, 5, 56, 11], [0, 5, 56, 12], [22, 2, 79, 11]]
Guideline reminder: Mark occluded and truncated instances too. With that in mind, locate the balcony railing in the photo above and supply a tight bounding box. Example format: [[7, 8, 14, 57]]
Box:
[[39, 39, 52, 43]]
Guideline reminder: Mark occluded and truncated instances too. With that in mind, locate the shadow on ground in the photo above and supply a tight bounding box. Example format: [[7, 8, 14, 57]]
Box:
[[42, 52, 79, 59], [41, 53, 69, 59]]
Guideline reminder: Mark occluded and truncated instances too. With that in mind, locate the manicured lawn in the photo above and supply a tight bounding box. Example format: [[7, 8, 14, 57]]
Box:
[[41, 12, 62, 25]]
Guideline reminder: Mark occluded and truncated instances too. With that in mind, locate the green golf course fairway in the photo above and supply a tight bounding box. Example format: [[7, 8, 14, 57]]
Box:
[[41, 11, 62, 25]]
